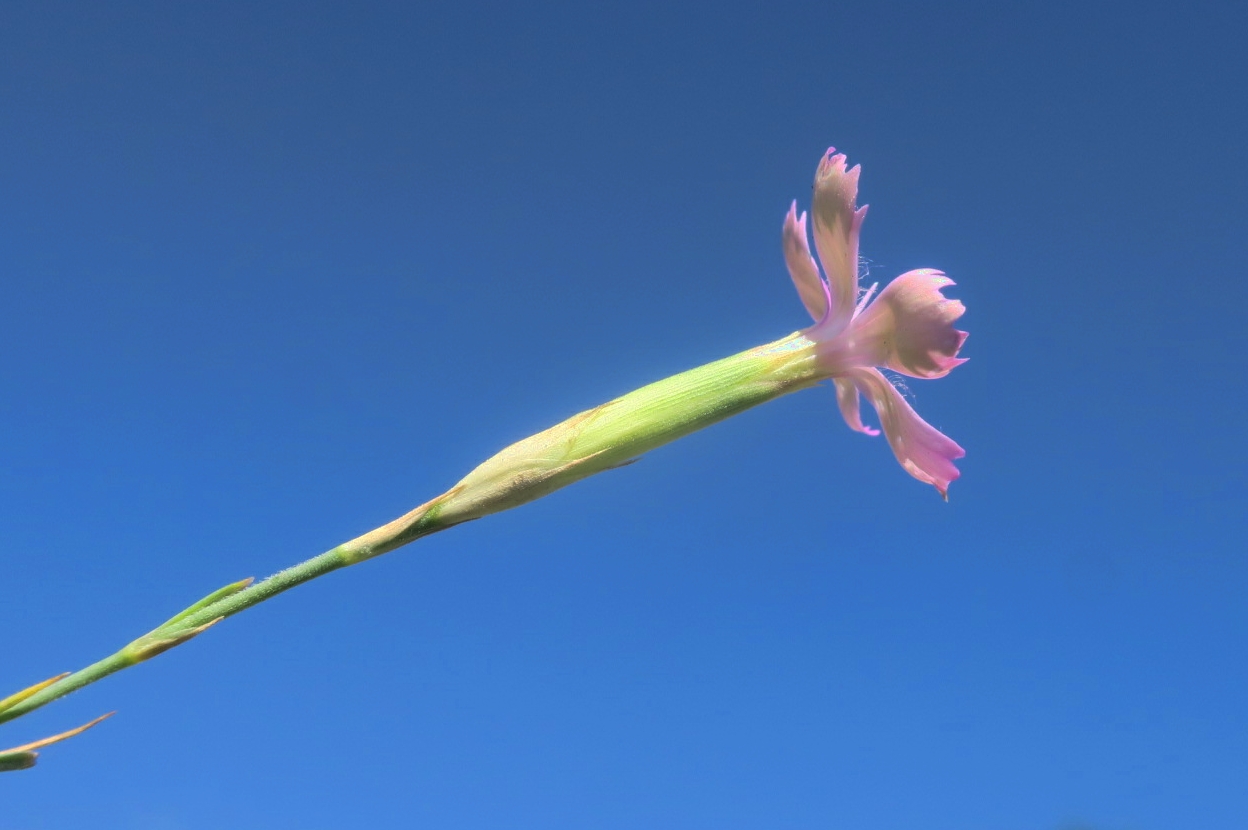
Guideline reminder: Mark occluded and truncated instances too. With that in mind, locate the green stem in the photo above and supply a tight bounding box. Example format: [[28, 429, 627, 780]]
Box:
[[0, 331, 824, 731], [0, 498, 451, 725]]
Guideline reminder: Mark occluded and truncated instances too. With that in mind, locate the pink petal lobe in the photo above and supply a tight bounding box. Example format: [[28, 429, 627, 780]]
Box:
[[810, 148, 864, 337], [782, 202, 827, 322], [850, 269, 968, 379], [847, 367, 964, 497], [834, 377, 880, 436]]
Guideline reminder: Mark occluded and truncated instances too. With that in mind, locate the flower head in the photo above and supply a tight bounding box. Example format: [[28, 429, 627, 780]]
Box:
[[783, 148, 967, 497], [430, 146, 967, 530]]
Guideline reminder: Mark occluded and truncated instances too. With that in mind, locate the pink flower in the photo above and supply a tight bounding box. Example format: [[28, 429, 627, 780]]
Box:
[[782, 149, 967, 497]]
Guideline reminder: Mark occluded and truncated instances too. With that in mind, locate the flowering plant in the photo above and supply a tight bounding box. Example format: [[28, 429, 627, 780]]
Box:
[[0, 147, 967, 769]]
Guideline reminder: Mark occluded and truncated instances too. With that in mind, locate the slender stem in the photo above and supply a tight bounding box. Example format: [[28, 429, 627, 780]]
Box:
[[0, 496, 452, 725], [0, 333, 821, 731]]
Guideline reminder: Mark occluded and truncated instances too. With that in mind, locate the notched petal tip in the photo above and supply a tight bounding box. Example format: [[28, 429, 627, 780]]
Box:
[[852, 269, 969, 379], [816, 147, 860, 181], [815, 150, 860, 200], [810, 149, 865, 335], [848, 368, 964, 495]]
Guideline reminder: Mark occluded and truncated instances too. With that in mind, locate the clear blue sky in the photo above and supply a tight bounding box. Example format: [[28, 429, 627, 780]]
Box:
[[3, 1, 1246, 827]]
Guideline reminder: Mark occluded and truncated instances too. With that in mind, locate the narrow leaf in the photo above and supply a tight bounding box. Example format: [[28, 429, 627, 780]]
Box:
[[0, 673, 70, 714], [156, 577, 254, 630], [0, 712, 114, 772]]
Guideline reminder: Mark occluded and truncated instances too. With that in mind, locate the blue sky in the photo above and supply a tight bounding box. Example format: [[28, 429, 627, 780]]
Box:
[[2, 1, 1246, 827]]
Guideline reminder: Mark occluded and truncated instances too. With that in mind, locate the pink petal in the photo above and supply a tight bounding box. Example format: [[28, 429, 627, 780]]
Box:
[[782, 202, 827, 322], [851, 269, 968, 379], [809, 148, 867, 337], [846, 367, 964, 497], [834, 377, 880, 436]]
